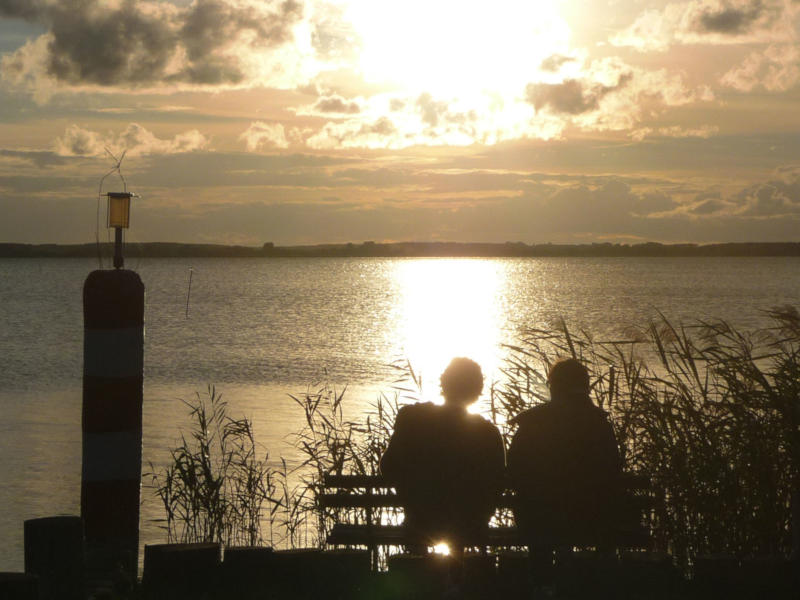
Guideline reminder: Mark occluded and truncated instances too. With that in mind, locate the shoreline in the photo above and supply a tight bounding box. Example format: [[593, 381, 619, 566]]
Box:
[[3, 240, 800, 258]]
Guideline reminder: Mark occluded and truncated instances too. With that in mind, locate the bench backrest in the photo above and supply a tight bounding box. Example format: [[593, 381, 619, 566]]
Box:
[[321, 472, 652, 512]]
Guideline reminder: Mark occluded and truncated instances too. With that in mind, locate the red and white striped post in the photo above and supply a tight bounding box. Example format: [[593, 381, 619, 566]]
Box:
[[82, 268, 144, 579]]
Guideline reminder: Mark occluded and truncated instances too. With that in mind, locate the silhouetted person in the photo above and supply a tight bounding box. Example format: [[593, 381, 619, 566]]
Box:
[[508, 357, 622, 553], [380, 358, 505, 552]]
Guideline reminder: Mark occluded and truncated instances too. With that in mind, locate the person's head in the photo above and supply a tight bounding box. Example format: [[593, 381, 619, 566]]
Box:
[[547, 357, 590, 402], [440, 357, 484, 407]]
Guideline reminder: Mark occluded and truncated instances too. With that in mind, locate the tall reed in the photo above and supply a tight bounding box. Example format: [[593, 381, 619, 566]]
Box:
[[147, 385, 278, 546]]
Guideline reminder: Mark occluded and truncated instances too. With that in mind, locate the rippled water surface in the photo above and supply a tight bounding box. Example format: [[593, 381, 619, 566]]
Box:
[[1, 256, 798, 569]]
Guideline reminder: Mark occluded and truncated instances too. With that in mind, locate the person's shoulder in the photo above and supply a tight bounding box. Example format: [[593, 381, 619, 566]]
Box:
[[465, 412, 501, 433], [398, 401, 437, 413], [510, 403, 550, 427], [585, 402, 613, 421], [395, 401, 437, 420], [465, 410, 491, 423]]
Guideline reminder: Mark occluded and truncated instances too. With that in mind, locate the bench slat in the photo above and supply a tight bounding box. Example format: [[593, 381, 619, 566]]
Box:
[[327, 523, 651, 549], [322, 471, 654, 551], [321, 494, 651, 513], [323, 473, 651, 494], [321, 493, 401, 509], [323, 474, 384, 488], [327, 524, 522, 546]]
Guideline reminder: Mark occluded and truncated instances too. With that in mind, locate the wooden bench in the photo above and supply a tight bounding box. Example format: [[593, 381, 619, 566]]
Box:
[[320, 472, 654, 567]]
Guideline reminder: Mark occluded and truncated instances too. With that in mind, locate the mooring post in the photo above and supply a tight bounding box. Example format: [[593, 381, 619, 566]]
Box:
[[24, 515, 84, 600], [82, 269, 144, 581]]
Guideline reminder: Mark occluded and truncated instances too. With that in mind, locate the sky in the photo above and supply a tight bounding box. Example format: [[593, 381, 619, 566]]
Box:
[[0, 0, 799, 246]]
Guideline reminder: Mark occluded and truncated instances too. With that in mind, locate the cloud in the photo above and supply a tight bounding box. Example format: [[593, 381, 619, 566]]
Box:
[[328, 118, 399, 149], [53, 123, 209, 157], [721, 44, 800, 91], [733, 172, 800, 216], [416, 92, 451, 127], [178, 0, 302, 84], [524, 58, 711, 132], [537, 179, 681, 232], [611, 0, 797, 51], [306, 116, 400, 149], [540, 54, 576, 73], [53, 124, 104, 157], [695, 0, 772, 34], [0, 0, 308, 95], [239, 121, 290, 151], [634, 191, 680, 215], [688, 196, 731, 215], [526, 74, 632, 115], [299, 55, 711, 149], [0, 0, 48, 20], [739, 184, 792, 215], [303, 91, 473, 149], [308, 0, 361, 64], [631, 125, 720, 140], [667, 171, 800, 218], [609, 7, 678, 52], [0, 148, 68, 168], [310, 95, 361, 114], [521, 170, 800, 239]]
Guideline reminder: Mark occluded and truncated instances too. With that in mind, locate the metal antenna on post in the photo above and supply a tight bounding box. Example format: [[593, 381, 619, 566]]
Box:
[[102, 148, 128, 191]]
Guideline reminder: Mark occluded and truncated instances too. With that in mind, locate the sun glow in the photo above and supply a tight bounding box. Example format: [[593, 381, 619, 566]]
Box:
[[432, 542, 451, 555], [343, 0, 570, 97], [393, 259, 505, 410]]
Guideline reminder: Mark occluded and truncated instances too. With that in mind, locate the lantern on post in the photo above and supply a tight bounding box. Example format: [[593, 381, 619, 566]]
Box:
[[107, 192, 132, 229], [106, 191, 136, 269]]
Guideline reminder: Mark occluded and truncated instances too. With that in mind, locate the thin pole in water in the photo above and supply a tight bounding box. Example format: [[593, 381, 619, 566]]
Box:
[[185, 266, 193, 318]]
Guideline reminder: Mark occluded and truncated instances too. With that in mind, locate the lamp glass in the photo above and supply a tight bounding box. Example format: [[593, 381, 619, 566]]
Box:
[[108, 193, 131, 228]]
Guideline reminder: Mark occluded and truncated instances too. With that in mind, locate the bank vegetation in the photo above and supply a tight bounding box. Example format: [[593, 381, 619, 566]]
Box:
[[148, 307, 800, 572]]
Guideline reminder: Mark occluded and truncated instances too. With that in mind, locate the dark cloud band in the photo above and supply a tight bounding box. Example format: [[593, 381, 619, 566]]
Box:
[[694, 0, 772, 34], [1, 0, 303, 87]]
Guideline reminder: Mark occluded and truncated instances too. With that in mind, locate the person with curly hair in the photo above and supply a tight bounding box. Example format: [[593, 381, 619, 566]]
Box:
[[380, 357, 505, 553]]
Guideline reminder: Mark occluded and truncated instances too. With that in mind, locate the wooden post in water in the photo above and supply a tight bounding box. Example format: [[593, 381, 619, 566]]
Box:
[[82, 269, 144, 581], [24, 516, 84, 600], [0, 573, 38, 600]]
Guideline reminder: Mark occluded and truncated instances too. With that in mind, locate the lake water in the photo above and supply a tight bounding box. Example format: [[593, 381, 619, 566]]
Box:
[[1, 256, 799, 570]]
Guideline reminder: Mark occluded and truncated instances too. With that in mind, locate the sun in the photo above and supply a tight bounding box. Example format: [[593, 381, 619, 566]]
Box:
[[343, 0, 570, 98], [432, 542, 451, 555]]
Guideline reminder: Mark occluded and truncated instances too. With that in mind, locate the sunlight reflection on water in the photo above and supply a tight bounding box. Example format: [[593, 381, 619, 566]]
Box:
[[395, 259, 505, 402]]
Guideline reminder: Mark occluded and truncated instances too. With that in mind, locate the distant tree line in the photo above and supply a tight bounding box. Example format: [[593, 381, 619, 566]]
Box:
[[3, 240, 800, 259]]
